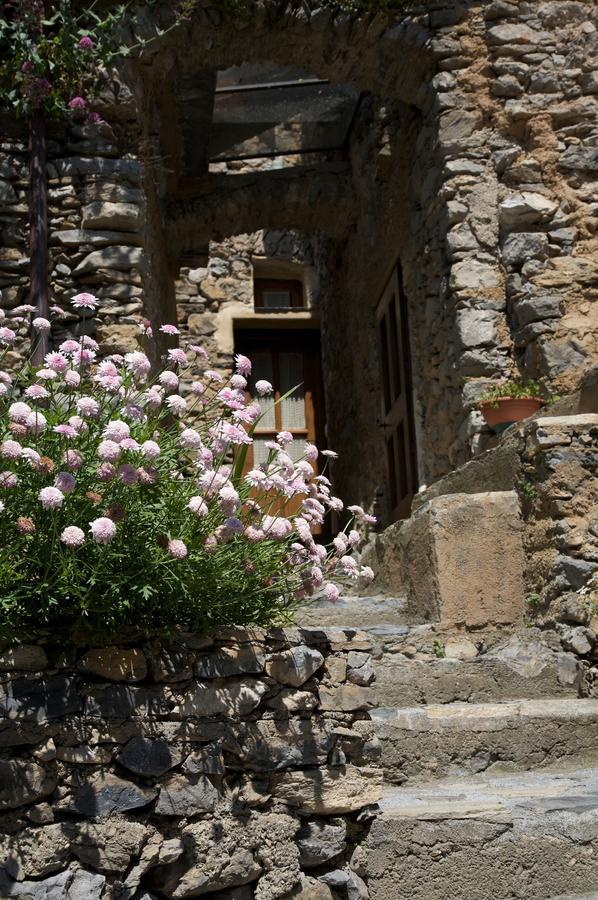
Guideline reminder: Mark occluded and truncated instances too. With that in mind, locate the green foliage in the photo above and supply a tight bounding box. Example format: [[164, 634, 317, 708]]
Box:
[[518, 478, 537, 500], [0, 1, 198, 120], [432, 639, 446, 658], [479, 379, 544, 407], [525, 592, 541, 613]]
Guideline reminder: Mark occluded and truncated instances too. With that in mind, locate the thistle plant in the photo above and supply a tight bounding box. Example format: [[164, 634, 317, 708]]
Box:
[[0, 295, 374, 643]]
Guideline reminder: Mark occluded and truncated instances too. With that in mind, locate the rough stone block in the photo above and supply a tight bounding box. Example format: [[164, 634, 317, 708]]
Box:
[[78, 647, 147, 682], [270, 766, 383, 815], [400, 491, 526, 627]]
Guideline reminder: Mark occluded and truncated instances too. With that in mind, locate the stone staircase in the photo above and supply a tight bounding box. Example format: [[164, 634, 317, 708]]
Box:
[[298, 593, 598, 900]]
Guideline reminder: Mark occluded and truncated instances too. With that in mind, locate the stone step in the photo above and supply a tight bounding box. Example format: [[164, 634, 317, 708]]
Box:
[[296, 595, 409, 628], [365, 698, 598, 784], [366, 764, 598, 900], [374, 643, 578, 707]]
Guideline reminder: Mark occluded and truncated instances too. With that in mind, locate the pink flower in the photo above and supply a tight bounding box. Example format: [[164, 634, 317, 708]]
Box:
[[68, 96, 87, 110], [8, 402, 31, 424], [44, 351, 68, 373], [168, 348, 187, 365], [98, 440, 121, 462], [89, 516, 117, 544], [0, 371, 11, 385], [72, 348, 96, 367], [79, 35, 94, 49], [347, 504, 376, 524], [159, 324, 179, 335], [1, 440, 22, 460], [360, 565, 375, 581], [36, 368, 58, 381], [68, 416, 87, 435], [76, 396, 100, 418], [188, 496, 208, 517], [141, 440, 161, 460], [71, 292, 99, 310], [118, 463, 138, 486], [245, 525, 265, 542], [235, 354, 252, 376], [323, 583, 340, 603], [24, 384, 49, 401], [0, 471, 18, 489], [0, 327, 16, 345], [138, 466, 159, 485], [96, 462, 116, 482], [103, 420, 130, 443], [60, 525, 85, 547], [255, 379, 273, 396], [277, 431, 294, 446], [26, 411, 47, 435], [191, 381, 205, 396], [60, 339, 80, 354], [166, 395, 187, 416], [32, 317, 51, 332], [22, 448, 41, 469], [180, 428, 201, 449], [50, 305, 66, 317], [124, 351, 151, 378], [190, 344, 208, 358], [65, 449, 83, 470], [304, 443, 318, 461], [86, 112, 102, 125], [120, 438, 139, 451], [167, 539, 188, 559], [39, 486, 64, 509], [205, 370, 223, 383], [218, 484, 240, 515], [263, 516, 292, 540], [64, 370, 81, 388], [21, 61, 34, 72], [53, 424, 77, 439], [230, 374, 247, 390], [55, 472, 76, 494], [322, 449, 338, 459], [159, 371, 179, 393]]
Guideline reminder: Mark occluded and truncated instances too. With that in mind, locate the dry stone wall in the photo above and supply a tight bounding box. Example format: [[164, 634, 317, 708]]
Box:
[[0, 626, 381, 900]]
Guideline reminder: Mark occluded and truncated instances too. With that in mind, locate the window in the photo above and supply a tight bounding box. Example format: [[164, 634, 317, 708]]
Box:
[[254, 278, 304, 310]]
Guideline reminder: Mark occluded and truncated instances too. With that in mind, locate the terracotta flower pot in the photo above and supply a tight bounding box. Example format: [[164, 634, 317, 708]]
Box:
[[481, 397, 544, 434]]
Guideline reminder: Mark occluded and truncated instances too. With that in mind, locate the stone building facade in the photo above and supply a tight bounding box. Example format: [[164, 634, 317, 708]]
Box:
[[0, 0, 596, 526]]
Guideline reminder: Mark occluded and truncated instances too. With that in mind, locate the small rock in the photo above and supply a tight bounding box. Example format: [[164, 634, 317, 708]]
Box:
[[81, 200, 139, 232], [559, 594, 590, 626], [266, 647, 324, 687], [271, 765, 382, 814], [84, 684, 171, 718], [78, 647, 147, 682], [562, 626, 593, 656], [0, 675, 81, 722], [319, 685, 375, 712], [0, 761, 56, 811], [155, 774, 219, 816], [324, 658, 347, 682], [0, 868, 105, 900], [69, 819, 149, 873], [27, 803, 54, 824], [61, 772, 157, 817], [56, 744, 112, 764], [33, 739, 57, 762], [558, 652, 580, 687], [145, 641, 194, 682], [178, 678, 268, 717], [117, 737, 182, 777], [297, 819, 347, 868], [195, 645, 265, 678], [183, 742, 225, 775], [499, 192, 558, 229], [444, 639, 478, 660], [266, 688, 319, 715]]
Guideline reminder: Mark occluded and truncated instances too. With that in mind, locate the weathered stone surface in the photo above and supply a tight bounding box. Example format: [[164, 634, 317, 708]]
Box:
[[456, 309, 499, 349], [514, 295, 562, 327], [290, 875, 333, 900], [266, 647, 325, 687], [84, 684, 172, 718], [0, 645, 48, 671], [78, 647, 147, 682], [0, 675, 81, 722], [56, 744, 112, 765], [0, 824, 70, 878], [178, 678, 268, 717], [0, 760, 56, 811], [145, 641, 194, 682], [450, 261, 501, 294], [153, 813, 299, 898], [61, 772, 157, 817], [195, 645, 266, 678], [72, 245, 143, 276], [270, 766, 382, 814], [155, 774, 219, 816], [319, 685, 375, 712], [499, 192, 558, 229], [182, 743, 225, 775], [297, 819, 347, 868], [266, 688, 319, 715], [0, 868, 105, 900], [502, 232, 549, 268], [400, 491, 526, 627], [81, 200, 139, 231], [237, 721, 334, 770], [117, 737, 182, 777]]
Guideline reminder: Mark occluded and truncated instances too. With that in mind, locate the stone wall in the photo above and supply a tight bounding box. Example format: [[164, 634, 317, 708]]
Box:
[[0, 626, 381, 900]]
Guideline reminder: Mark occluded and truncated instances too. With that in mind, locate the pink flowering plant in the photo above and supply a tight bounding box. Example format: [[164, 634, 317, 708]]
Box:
[[0, 296, 374, 641]]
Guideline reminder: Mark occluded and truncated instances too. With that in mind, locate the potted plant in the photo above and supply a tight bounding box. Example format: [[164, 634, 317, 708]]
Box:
[[479, 379, 545, 434]]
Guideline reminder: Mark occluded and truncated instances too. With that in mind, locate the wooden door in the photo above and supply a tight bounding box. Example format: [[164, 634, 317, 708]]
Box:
[[377, 265, 418, 521], [234, 328, 326, 521]]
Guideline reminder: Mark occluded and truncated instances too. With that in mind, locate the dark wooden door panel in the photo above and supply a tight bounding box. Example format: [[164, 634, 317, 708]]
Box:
[[377, 266, 418, 521]]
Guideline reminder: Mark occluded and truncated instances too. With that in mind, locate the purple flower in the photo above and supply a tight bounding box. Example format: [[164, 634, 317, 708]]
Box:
[[159, 324, 179, 335], [86, 112, 102, 125], [117, 463, 138, 486], [45, 352, 68, 373], [323, 583, 340, 603], [54, 472, 76, 494], [53, 424, 77, 439], [0, 327, 16, 345], [21, 61, 34, 73], [0, 472, 18, 489], [61, 526, 85, 548], [68, 96, 86, 110], [96, 462, 116, 482], [1, 440, 22, 460], [71, 292, 99, 310], [168, 348, 187, 365], [25, 384, 49, 401], [103, 420, 130, 443], [98, 440, 121, 462], [65, 449, 83, 470], [89, 517, 117, 544], [79, 36, 94, 50], [180, 428, 201, 449], [39, 486, 64, 509]]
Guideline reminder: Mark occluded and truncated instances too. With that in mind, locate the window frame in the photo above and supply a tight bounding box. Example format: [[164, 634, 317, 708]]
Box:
[[254, 278, 305, 311]]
